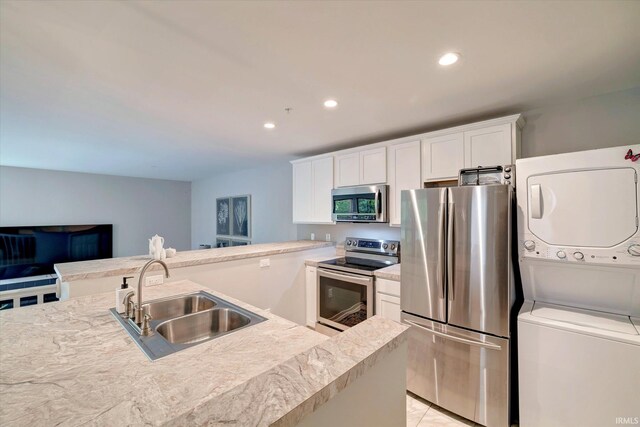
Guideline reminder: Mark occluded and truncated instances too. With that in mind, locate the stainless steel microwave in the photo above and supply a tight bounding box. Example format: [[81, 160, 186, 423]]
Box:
[[331, 185, 388, 223]]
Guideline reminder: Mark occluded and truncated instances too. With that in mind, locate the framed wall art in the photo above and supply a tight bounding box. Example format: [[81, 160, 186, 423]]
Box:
[[216, 197, 231, 236]]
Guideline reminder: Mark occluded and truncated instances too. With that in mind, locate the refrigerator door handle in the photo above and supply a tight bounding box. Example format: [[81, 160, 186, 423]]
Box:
[[447, 202, 455, 300], [404, 319, 502, 351], [437, 203, 446, 299]]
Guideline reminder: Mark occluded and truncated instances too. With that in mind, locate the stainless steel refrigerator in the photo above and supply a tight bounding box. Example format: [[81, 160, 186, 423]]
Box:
[[400, 183, 517, 427]]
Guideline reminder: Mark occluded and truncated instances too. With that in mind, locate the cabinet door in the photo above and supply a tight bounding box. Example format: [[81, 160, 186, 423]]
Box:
[[464, 123, 512, 168], [305, 266, 317, 327], [335, 153, 360, 187], [360, 147, 387, 184], [312, 157, 334, 223], [422, 132, 464, 180], [388, 141, 421, 226], [292, 161, 313, 223], [376, 292, 401, 323]]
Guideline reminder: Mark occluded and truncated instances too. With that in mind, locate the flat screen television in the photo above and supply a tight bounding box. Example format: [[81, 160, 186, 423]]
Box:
[[0, 224, 113, 281]]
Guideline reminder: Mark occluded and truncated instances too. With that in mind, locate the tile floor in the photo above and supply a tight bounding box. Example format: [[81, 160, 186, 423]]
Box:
[[407, 392, 476, 427]]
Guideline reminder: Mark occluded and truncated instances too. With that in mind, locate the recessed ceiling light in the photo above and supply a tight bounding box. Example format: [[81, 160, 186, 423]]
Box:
[[264, 122, 275, 129], [438, 52, 460, 66], [324, 99, 338, 108]]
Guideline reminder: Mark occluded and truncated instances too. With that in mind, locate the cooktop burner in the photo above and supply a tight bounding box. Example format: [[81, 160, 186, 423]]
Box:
[[317, 237, 400, 276], [319, 257, 390, 272]]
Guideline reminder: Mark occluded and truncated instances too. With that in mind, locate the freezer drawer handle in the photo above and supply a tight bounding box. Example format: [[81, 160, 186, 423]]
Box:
[[531, 184, 542, 219], [404, 319, 502, 351]]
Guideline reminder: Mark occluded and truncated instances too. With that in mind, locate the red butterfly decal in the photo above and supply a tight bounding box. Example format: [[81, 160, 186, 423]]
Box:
[[625, 149, 640, 162]]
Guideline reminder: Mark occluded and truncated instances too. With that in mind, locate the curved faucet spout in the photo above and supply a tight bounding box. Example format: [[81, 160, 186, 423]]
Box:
[[135, 259, 170, 325]]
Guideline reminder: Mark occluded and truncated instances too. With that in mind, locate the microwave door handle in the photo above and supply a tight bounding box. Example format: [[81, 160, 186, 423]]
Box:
[[375, 189, 381, 215]]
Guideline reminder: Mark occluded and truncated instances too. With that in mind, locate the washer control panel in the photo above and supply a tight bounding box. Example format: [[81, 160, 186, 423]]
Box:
[[520, 233, 640, 266]]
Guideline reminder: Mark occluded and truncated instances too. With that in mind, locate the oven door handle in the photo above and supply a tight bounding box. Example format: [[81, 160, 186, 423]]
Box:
[[318, 268, 374, 285]]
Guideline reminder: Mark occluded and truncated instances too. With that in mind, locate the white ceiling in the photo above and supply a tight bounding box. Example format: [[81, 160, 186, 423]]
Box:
[[1, 1, 639, 181]]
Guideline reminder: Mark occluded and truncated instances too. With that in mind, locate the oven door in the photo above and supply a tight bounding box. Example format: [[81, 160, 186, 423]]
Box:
[[317, 268, 374, 331]]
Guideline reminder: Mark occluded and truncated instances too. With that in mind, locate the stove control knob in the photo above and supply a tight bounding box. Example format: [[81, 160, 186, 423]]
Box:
[[627, 244, 640, 256], [346, 240, 352, 246], [556, 250, 566, 259], [383, 243, 388, 249], [523, 240, 536, 251], [390, 244, 396, 250], [573, 251, 584, 260], [504, 174, 511, 179], [505, 167, 512, 173]]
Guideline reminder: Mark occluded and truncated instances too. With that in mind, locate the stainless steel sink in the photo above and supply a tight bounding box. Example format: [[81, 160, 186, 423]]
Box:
[[141, 294, 216, 322], [157, 308, 251, 344], [110, 291, 266, 360]]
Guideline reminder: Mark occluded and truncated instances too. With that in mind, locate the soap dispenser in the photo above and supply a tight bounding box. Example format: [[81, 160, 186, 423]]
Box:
[[116, 276, 134, 313]]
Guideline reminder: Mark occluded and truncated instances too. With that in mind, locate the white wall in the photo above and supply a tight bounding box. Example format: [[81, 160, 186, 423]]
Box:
[[0, 166, 191, 256], [191, 162, 297, 249]]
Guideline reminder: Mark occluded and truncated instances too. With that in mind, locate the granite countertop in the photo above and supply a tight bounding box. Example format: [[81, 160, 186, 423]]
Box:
[[374, 264, 401, 281], [56, 240, 334, 282], [0, 280, 407, 426]]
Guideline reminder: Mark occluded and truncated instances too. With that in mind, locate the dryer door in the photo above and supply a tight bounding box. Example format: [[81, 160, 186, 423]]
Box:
[[527, 167, 638, 248]]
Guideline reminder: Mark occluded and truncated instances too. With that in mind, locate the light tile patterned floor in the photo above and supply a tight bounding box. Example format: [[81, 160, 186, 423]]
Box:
[[407, 392, 477, 427]]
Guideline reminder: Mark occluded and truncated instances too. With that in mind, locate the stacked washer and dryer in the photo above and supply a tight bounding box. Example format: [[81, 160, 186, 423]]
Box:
[[515, 145, 640, 426]]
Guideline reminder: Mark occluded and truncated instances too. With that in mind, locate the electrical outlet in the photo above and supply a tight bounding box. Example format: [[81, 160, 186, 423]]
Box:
[[146, 274, 164, 286], [325, 233, 331, 242], [310, 233, 315, 240], [259, 258, 270, 268]]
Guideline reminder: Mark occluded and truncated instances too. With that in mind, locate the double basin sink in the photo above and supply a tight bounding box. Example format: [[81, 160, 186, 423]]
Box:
[[110, 291, 266, 360]]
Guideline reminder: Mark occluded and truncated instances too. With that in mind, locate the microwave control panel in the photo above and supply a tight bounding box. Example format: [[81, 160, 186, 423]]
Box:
[[520, 232, 640, 266]]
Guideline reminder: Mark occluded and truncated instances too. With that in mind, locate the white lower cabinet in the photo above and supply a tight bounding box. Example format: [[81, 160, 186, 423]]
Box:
[[375, 278, 401, 323], [305, 266, 317, 327]]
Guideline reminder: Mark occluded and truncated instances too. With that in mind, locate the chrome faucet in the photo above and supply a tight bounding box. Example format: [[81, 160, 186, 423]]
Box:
[[134, 259, 170, 325]]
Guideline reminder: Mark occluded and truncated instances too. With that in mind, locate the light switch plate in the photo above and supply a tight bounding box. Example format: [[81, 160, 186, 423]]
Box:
[[325, 234, 331, 242]]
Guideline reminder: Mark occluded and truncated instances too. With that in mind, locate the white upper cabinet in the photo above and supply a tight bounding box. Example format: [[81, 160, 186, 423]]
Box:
[[292, 156, 334, 224], [360, 147, 387, 184], [312, 157, 334, 222], [464, 123, 512, 168], [388, 141, 421, 226], [421, 132, 465, 180], [292, 161, 313, 223], [335, 153, 360, 187], [335, 147, 387, 187], [293, 114, 523, 224]]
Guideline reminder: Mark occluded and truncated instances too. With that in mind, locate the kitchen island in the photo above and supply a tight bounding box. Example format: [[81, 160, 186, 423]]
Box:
[[54, 240, 337, 326], [0, 279, 408, 426]]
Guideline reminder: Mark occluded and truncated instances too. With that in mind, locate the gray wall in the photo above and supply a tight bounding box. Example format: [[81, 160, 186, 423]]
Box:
[[0, 166, 191, 257], [521, 87, 640, 158], [191, 162, 297, 249]]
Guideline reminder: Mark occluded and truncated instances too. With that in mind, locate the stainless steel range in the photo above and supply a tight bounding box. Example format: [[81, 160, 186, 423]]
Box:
[[316, 237, 399, 333]]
